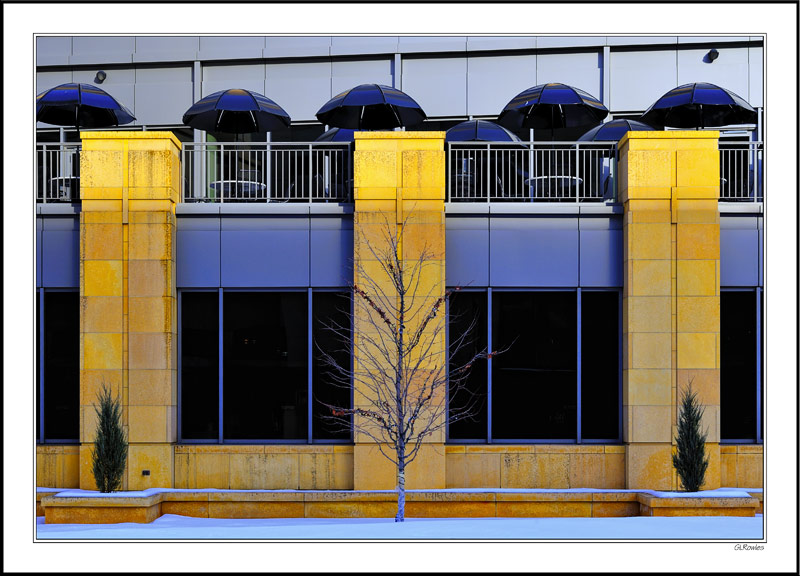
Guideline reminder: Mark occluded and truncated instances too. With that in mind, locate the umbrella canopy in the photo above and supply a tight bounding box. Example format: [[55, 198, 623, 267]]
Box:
[[578, 119, 656, 141], [640, 82, 757, 129], [445, 120, 522, 142], [182, 88, 291, 134], [497, 83, 609, 137], [316, 84, 426, 130], [36, 83, 136, 129], [314, 127, 356, 142]]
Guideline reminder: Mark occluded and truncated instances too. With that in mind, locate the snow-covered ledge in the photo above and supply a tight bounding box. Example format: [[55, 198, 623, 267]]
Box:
[[39, 488, 761, 524]]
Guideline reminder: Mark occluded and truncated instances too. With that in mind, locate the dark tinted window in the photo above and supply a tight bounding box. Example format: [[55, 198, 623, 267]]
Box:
[[492, 292, 577, 440], [43, 292, 80, 440], [180, 292, 219, 440], [223, 292, 308, 440], [312, 292, 351, 441], [448, 291, 488, 440], [721, 291, 758, 440], [581, 291, 620, 440]]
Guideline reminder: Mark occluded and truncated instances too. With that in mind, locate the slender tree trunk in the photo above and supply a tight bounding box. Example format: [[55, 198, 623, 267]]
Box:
[[396, 452, 406, 522]]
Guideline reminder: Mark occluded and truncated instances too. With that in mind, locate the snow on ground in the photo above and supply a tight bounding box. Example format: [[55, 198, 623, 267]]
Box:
[[36, 514, 764, 540]]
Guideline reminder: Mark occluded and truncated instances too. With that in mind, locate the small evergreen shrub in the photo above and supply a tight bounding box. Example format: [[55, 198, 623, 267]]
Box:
[[672, 381, 709, 492], [91, 384, 128, 492]]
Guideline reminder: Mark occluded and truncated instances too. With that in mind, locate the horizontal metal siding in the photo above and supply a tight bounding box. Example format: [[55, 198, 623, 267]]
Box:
[[720, 215, 760, 287], [41, 216, 79, 288]]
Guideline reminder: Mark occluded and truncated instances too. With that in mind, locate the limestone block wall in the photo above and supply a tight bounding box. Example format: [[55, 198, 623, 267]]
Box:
[[36, 446, 80, 489], [79, 132, 181, 491]]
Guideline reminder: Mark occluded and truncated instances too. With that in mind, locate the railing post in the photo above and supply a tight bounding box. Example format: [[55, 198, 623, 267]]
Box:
[[308, 143, 313, 204]]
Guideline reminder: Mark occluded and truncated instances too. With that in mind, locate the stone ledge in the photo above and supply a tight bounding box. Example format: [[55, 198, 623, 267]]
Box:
[[40, 487, 759, 524]]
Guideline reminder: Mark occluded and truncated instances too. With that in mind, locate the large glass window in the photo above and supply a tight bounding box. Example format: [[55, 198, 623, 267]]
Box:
[[448, 291, 488, 440], [179, 290, 352, 443], [38, 291, 80, 442], [446, 289, 620, 443], [721, 290, 761, 442]]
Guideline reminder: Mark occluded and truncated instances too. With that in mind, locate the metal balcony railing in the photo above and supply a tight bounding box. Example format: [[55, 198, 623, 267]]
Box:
[[181, 142, 353, 203], [447, 142, 618, 203], [719, 141, 763, 202], [36, 144, 81, 203]]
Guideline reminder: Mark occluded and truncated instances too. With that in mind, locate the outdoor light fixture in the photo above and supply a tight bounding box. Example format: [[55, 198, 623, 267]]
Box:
[[706, 49, 719, 63], [94, 70, 107, 84]]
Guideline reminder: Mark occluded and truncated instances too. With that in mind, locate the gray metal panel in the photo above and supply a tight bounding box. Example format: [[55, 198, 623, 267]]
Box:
[[331, 59, 393, 97], [537, 36, 606, 49], [748, 46, 764, 107], [401, 57, 467, 117], [134, 36, 199, 62], [609, 48, 677, 111], [70, 36, 134, 64], [201, 63, 267, 98], [398, 37, 468, 53], [606, 36, 678, 46], [678, 36, 752, 44], [41, 217, 79, 288], [467, 36, 536, 52], [536, 51, 602, 101], [580, 228, 623, 287], [134, 66, 194, 126], [489, 217, 579, 287], [720, 228, 759, 287], [263, 36, 331, 58], [331, 36, 398, 56], [467, 54, 536, 117], [198, 36, 266, 61], [446, 217, 489, 287], [266, 61, 332, 122], [36, 218, 43, 288], [36, 37, 72, 66], [220, 216, 310, 287], [677, 47, 751, 102], [177, 230, 221, 288], [310, 216, 353, 287]]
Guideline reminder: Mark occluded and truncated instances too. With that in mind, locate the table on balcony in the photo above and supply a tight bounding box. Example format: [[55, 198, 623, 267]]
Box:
[[210, 180, 268, 202], [48, 176, 80, 201], [525, 175, 583, 201]]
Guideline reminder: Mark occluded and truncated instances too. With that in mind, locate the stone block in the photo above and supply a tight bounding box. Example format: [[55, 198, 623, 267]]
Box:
[[629, 260, 671, 296], [195, 452, 230, 489], [676, 260, 717, 296], [128, 444, 173, 490], [128, 259, 172, 297], [676, 223, 720, 260], [627, 296, 671, 333], [129, 332, 173, 370], [80, 150, 124, 188], [497, 502, 591, 518], [128, 405, 170, 443], [677, 332, 717, 369], [675, 369, 720, 406], [81, 296, 123, 333], [81, 199, 123, 212], [298, 452, 334, 489], [354, 150, 398, 188], [353, 444, 395, 490], [128, 296, 174, 334], [81, 223, 123, 260], [626, 443, 673, 490], [677, 296, 719, 333], [208, 502, 304, 519], [625, 150, 673, 190], [128, 222, 174, 261], [630, 332, 671, 369], [631, 405, 671, 443], [161, 501, 209, 518], [626, 369, 672, 405], [82, 332, 123, 370], [737, 454, 763, 488], [401, 150, 445, 189], [83, 260, 123, 297], [676, 149, 719, 188]]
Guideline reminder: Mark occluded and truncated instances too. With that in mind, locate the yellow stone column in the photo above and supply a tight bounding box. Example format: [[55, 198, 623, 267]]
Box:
[[619, 131, 721, 490], [352, 131, 447, 490], [79, 131, 181, 490]]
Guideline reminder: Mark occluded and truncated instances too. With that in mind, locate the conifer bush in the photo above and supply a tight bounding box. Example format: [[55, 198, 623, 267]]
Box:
[[672, 381, 709, 492], [91, 384, 128, 492]]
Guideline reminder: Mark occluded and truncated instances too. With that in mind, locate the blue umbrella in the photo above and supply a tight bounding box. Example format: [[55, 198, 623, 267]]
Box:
[[314, 127, 356, 142], [316, 84, 426, 130], [578, 119, 656, 141], [445, 120, 522, 142], [36, 83, 136, 130], [641, 82, 757, 129], [497, 83, 609, 138], [182, 88, 291, 134]]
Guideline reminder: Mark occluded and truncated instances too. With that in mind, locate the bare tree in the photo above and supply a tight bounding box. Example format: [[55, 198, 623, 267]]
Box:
[[316, 214, 496, 522]]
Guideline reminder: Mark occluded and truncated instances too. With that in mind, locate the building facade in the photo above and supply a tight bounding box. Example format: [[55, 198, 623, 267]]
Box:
[[35, 36, 764, 493]]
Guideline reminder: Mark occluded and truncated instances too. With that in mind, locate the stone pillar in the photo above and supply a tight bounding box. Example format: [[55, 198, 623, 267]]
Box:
[[79, 132, 181, 490], [619, 131, 721, 490], [352, 132, 447, 490]]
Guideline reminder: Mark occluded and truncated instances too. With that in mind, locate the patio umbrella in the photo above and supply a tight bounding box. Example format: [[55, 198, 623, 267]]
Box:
[[577, 119, 656, 142], [640, 82, 757, 129], [182, 88, 291, 134], [316, 84, 426, 130], [36, 83, 136, 131], [314, 127, 356, 142], [445, 120, 522, 142], [496, 83, 609, 140]]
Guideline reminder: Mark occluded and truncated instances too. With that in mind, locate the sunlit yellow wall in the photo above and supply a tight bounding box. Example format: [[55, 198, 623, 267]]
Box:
[[352, 132, 447, 489]]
